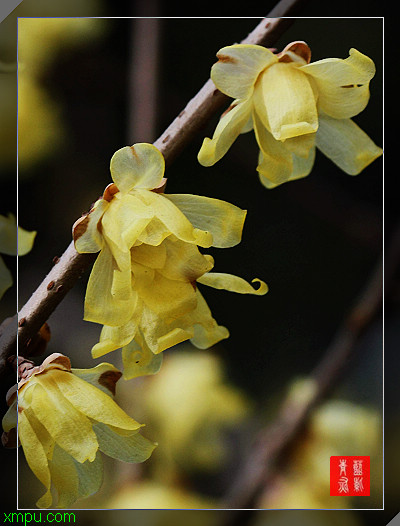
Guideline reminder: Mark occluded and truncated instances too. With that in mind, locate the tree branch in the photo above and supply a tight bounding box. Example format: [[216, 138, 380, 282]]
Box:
[[0, 9, 306, 374]]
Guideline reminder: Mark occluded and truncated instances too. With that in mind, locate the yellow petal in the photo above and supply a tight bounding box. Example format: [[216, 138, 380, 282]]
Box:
[[211, 44, 278, 99], [73, 451, 104, 500], [198, 98, 252, 166], [135, 189, 214, 248], [93, 422, 156, 462], [18, 410, 53, 508], [91, 320, 138, 358], [73, 199, 108, 254], [156, 237, 214, 282], [0, 213, 36, 256], [122, 337, 163, 379], [190, 291, 229, 349], [29, 378, 99, 463], [0, 255, 13, 299], [316, 113, 383, 175], [165, 194, 247, 248], [130, 241, 167, 269], [52, 369, 142, 432], [110, 143, 165, 193], [48, 445, 79, 508], [301, 48, 376, 119], [253, 112, 293, 186], [71, 362, 122, 397], [197, 272, 268, 295], [101, 193, 153, 253], [84, 243, 137, 327], [254, 62, 318, 140], [18, 225, 36, 256]]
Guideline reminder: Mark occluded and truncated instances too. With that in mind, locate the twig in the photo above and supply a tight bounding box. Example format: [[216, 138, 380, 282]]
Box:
[[218, 228, 393, 515], [0, 9, 306, 374]]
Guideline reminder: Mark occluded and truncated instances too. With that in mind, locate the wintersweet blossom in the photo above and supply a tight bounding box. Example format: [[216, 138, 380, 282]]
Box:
[[2, 353, 155, 508], [198, 41, 383, 188], [73, 143, 267, 379]]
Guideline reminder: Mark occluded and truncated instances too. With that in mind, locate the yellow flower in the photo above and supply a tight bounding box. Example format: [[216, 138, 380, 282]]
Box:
[[0, 213, 36, 298], [198, 41, 383, 188], [73, 143, 268, 379], [2, 353, 156, 508]]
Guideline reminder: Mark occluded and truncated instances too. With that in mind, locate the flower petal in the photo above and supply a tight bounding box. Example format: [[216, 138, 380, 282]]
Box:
[[198, 98, 252, 166], [110, 143, 165, 193], [316, 113, 383, 175], [73, 451, 104, 500], [91, 320, 138, 358], [197, 272, 268, 295], [52, 369, 143, 432], [122, 337, 163, 379], [254, 62, 318, 140], [93, 422, 156, 463], [301, 48, 376, 119], [73, 199, 108, 254], [18, 410, 53, 508], [135, 189, 214, 248], [190, 291, 229, 349], [27, 379, 99, 463], [48, 445, 79, 508], [71, 362, 122, 397], [84, 243, 137, 327], [211, 44, 278, 99], [165, 194, 247, 248]]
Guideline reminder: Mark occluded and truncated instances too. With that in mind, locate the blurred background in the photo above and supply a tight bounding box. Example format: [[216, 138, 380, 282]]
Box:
[[0, 3, 392, 525]]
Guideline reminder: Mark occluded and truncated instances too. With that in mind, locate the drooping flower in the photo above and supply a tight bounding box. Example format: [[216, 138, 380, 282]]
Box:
[[2, 353, 156, 508], [0, 213, 36, 298], [73, 143, 267, 379], [198, 41, 383, 188]]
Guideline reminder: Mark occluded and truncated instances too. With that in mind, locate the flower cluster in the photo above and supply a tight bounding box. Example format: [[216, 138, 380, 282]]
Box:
[[73, 143, 267, 379], [198, 41, 382, 188], [2, 354, 155, 508]]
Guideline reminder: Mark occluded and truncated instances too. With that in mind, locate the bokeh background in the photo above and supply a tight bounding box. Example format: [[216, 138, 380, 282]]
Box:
[[0, 4, 393, 526]]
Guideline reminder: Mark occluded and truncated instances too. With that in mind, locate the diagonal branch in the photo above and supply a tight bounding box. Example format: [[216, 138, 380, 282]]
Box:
[[0, 8, 308, 375], [218, 225, 394, 515]]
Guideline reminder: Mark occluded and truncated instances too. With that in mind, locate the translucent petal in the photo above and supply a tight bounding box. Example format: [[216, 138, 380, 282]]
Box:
[[253, 112, 294, 186], [29, 379, 98, 463], [0, 213, 36, 256], [211, 44, 278, 99], [301, 48, 376, 119], [52, 369, 142, 432], [130, 242, 167, 269], [155, 237, 214, 282], [197, 272, 268, 295], [91, 319, 138, 358], [101, 193, 153, 253], [93, 422, 156, 462], [18, 225, 36, 256], [18, 410, 52, 501], [254, 63, 318, 140], [73, 199, 108, 254], [0, 255, 13, 299], [110, 143, 165, 193], [135, 189, 214, 248], [190, 291, 230, 349], [73, 451, 103, 500], [197, 98, 252, 166], [71, 362, 122, 397], [48, 445, 79, 509], [2, 398, 17, 432], [84, 243, 137, 327], [316, 114, 383, 175], [165, 194, 247, 248], [122, 337, 163, 379]]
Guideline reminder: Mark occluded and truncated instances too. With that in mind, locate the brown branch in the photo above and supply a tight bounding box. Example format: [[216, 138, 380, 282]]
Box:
[[0, 9, 306, 375], [218, 228, 395, 515]]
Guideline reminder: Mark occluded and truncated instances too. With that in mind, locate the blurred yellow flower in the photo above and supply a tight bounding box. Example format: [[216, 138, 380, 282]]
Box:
[[198, 42, 383, 188], [73, 143, 268, 379], [0, 213, 36, 298], [2, 353, 155, 508], [139, 350, 249, 473]]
